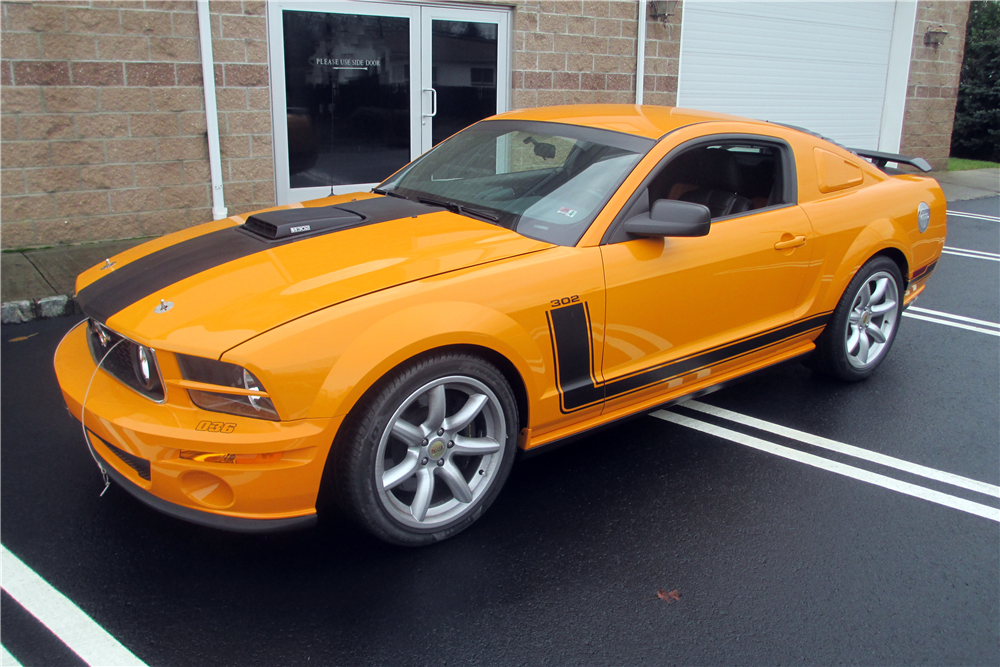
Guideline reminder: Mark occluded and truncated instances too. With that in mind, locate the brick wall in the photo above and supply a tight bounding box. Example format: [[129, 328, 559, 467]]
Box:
[[504, 0, 681, 109], [899, 0, 970, 171], [640, 3, 681, 107], [508, 0, 638, 108], [0, 0, 274, 250]]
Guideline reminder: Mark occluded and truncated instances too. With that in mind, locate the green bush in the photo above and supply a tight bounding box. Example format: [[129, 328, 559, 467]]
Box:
[[951, 1, 1000, 162]]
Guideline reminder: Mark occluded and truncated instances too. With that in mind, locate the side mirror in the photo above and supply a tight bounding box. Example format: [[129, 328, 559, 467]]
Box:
[[623, 199, 712, 238]]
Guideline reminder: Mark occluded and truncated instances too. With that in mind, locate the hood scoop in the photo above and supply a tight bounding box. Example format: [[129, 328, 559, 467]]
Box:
[[242, 206, 365, 241]]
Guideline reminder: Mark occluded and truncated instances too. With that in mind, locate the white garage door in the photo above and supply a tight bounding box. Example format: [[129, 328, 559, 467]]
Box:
[[677, 1, 915, 151]]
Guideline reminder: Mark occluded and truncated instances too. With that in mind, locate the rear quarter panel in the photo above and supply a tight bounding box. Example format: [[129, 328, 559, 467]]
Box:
[[795, 141, 946, 317]]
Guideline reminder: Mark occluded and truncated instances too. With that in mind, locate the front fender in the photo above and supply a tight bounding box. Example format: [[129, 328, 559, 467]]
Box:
[[317, 300, 542, 421], [222, 284, 549, 424], [222, 244, 604, 435]]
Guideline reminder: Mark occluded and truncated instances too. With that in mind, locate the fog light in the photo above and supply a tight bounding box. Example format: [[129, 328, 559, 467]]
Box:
[[178, 471, 234, 508]]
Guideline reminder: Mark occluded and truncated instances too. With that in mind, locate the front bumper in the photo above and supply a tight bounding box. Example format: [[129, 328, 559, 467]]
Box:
[[89, 432, 316, 532], [55, 320, 342, 531]]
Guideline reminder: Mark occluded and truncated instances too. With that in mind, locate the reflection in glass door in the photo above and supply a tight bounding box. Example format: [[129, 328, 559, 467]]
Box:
[[269, 2, 509, 205], [284, 12, 411, 189], [421, 9, 509, 147]]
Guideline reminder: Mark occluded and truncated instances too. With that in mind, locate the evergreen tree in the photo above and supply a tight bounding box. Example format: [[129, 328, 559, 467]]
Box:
[[951, 1, 1000, 161]]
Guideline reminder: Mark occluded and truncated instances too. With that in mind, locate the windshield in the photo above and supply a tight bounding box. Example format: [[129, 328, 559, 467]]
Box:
[[377, 120, 652, 246]]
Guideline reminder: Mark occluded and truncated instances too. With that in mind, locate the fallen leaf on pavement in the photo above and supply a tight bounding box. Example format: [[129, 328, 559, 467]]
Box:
[[656, 588, 682, 603], [8, 333, 38, 342]]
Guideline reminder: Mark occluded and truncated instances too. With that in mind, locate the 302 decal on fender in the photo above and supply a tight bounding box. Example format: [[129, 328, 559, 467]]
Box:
[[549, 295, 580, 308]]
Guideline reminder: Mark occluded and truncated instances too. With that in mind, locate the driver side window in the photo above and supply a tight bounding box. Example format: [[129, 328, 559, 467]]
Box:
[[621, 141, 793, 230]]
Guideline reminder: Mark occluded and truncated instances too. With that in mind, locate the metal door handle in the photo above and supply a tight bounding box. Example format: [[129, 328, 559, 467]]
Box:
[[774, 235, 806, 250], [423, 88, 437, 117]]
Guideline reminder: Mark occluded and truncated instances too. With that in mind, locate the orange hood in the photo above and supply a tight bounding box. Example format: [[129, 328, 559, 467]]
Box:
[[75, 195, 553, 357]]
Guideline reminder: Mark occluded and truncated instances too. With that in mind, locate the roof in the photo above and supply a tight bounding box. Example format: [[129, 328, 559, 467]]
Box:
[[493, 104, 759, 140]]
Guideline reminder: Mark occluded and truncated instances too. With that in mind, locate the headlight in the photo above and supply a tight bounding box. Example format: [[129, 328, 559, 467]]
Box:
[[176, 354, 279, 421], [85, 319, 164, 401]]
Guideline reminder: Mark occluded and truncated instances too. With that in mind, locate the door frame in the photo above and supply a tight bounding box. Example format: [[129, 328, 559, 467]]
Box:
[[267, 0, 511, 205], [418, 4, 511, 151]]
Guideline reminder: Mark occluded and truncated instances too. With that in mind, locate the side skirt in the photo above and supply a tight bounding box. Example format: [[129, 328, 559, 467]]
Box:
[[520, 340, 818, 459]]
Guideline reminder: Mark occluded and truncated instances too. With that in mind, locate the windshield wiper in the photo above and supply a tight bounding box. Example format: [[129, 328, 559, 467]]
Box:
[[417, 197, 500, 222], [372, 187, 409, 200]]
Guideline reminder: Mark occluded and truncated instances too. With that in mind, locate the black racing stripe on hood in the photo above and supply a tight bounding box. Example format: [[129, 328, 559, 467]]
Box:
[[76, 196, 440, 323]]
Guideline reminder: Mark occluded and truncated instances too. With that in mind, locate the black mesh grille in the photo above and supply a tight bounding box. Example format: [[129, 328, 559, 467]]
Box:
[[86, 320, 165, 401], [99, 436, 152, 481]]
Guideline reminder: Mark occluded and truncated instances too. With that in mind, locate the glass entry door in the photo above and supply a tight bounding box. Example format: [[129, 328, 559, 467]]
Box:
[[268, 2, 510, 205], [421, 7, 509, 149]]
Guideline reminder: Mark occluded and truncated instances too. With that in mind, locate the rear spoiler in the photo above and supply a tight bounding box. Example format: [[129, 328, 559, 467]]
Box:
[[847, 148, 932, 173], [768, 122, 933, 173]]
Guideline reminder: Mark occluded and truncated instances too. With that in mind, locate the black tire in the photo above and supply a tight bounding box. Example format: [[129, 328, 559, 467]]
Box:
[[812, 255, 904, 382], [333, 352, 518, 546]]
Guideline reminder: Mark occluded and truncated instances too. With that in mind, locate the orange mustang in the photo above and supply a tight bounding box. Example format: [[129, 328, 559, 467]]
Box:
[[54, 105, 945, 545]]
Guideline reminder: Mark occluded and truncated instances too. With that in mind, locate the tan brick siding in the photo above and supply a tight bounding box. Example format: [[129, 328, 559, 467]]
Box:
[[641, 4, 681, 107], [501, 0, 681, 109], [899, 0, 970, 171], [0, 0, 274, 250]]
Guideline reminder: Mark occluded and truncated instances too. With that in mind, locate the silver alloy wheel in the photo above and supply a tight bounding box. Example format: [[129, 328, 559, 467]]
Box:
[[374, 375, 507, 529], [844, 270, 899, 369]]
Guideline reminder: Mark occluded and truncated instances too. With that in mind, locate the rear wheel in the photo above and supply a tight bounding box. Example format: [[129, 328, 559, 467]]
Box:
[[813, 256, 903, 381], [335, 353, 518, 546]]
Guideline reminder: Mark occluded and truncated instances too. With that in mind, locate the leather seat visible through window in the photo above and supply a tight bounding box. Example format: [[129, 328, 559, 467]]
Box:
[[677, 150, 753, 218]]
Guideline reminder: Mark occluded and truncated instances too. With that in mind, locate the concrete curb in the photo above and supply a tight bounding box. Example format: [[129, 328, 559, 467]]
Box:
[[1, 295, 78, 324]]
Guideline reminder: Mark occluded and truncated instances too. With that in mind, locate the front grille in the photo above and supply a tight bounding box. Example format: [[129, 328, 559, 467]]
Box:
[[98, 435, 152, 481], [86, 320, 165, 401]]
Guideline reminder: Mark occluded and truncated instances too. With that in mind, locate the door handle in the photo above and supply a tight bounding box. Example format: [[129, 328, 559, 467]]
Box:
[[423, 88, 437, 117], [774, 235, 806, 250]]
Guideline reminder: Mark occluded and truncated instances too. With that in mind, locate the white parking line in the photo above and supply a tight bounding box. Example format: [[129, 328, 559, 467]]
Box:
[[907, 306, 1000, 329], [0, 646, 22, 667], [1, 545, 146, 667], [942, 249, 1000, 261], [943, 246, 1000, 259], [947, 210, 1000, 222], [683, 400, 1000, 498], [652, 411, 1000, 523], [902, 306, 1000, 336]]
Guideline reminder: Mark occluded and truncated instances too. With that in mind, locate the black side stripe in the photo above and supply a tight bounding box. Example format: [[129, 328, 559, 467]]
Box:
[[546, 303, 604, 411], [76, 196, 440, 323], [910, 260, 937, 281], [547, 302, 831, 413]]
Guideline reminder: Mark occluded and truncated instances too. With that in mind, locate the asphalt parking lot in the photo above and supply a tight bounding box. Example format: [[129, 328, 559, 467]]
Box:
[[2, 198, 998, 666]]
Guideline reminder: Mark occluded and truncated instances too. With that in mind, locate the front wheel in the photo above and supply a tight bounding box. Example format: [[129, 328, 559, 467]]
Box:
[[812, 256, 904, 382], [334, 353, 518, 546]]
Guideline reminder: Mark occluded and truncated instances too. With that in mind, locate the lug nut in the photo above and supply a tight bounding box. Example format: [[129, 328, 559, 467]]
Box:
[[421, 457, 429, 466], [437, 428, 444, 436], [436, 459, 444, 467], [447, 441, 454, 449], [422, 438, 428, 446]]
